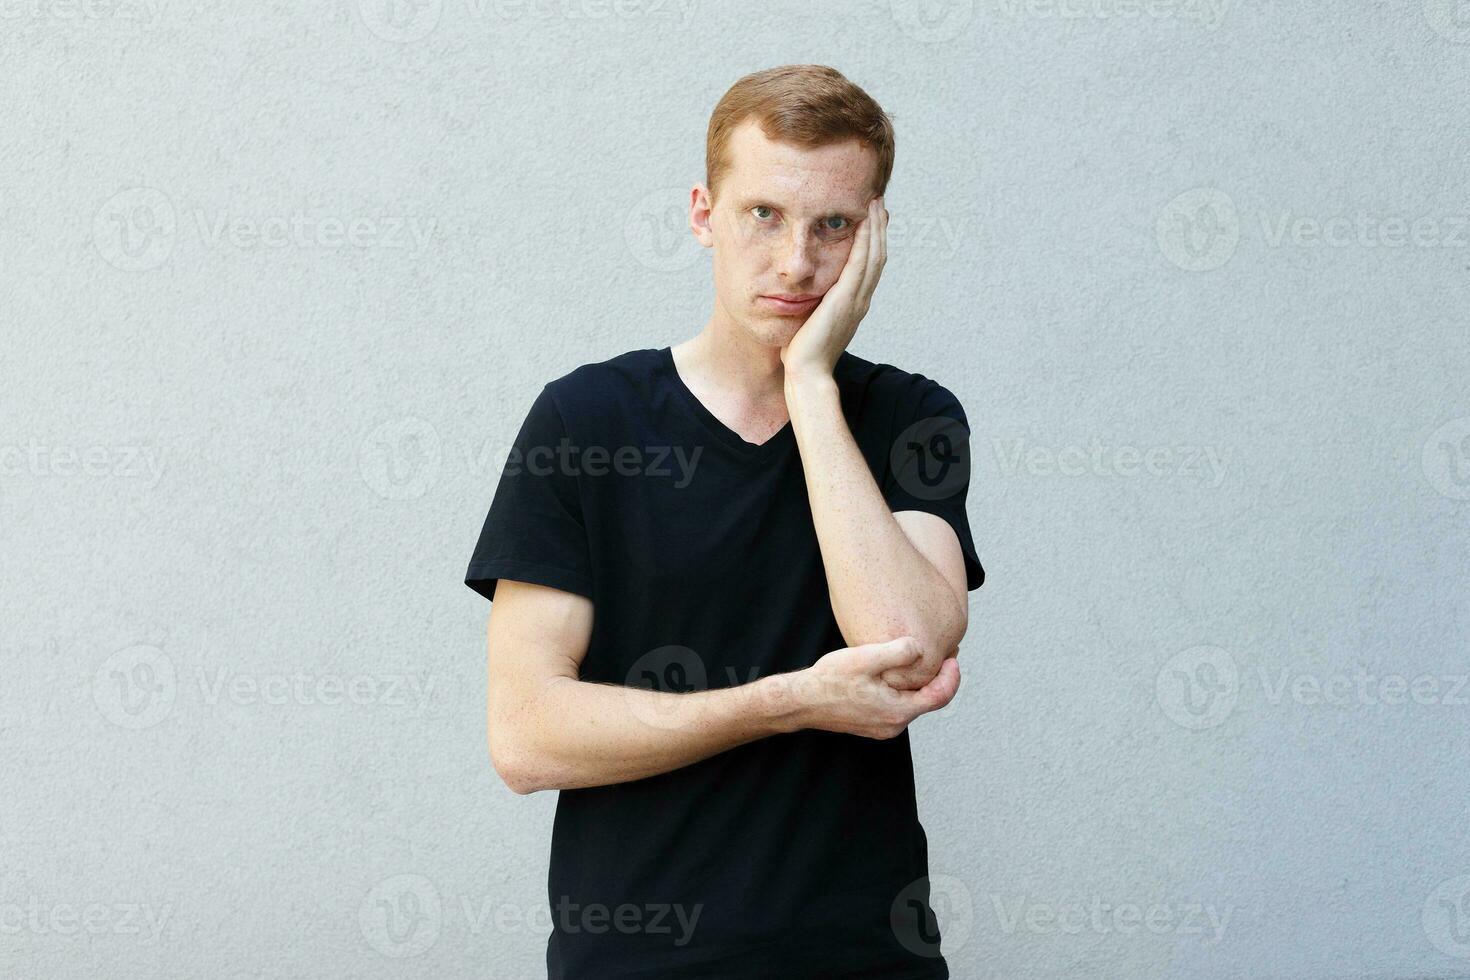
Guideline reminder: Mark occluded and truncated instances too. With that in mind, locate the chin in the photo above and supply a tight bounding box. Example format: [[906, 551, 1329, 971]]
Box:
[[744, 318, 803, 349]]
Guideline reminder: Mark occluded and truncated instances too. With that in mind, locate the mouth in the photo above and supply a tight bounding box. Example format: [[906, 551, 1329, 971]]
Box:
[[758, 293, 821, 315]]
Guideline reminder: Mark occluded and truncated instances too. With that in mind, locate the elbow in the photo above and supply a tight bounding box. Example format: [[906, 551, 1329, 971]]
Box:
[[492, 751, 534, 796], [837, 588, 969, 656], [488, 729, 543, 796], [836, 613, 965, 661], [911, 611, 967, 665], [489, 678, 575, 795], [934, 593, 970, 655]]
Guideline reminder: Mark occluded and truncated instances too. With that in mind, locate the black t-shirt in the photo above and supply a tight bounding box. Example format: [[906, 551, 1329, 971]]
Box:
[[465, 346, 984, 980]]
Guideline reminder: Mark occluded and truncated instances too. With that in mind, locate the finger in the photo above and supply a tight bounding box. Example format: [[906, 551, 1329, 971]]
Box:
[[852, 198, 877, 294], [868, 196, 885, 282], [908, 657, 961, 713], [836, 211, 872, 294], [857, 197, 885, 298], [880, 666, 924, 690], [877, 196, 887, 268], [867, 636, 922, 672]]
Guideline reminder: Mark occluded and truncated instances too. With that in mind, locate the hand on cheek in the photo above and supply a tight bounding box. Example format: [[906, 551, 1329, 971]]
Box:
[[780, 196, 888, 381]]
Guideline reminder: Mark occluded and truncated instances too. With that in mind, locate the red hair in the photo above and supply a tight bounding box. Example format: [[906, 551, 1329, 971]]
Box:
[[705, 65, 895, 203]]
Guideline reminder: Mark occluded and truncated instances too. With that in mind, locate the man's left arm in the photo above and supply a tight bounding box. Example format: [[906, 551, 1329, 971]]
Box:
[[779, 195, 970, 690], [786, 374, 969, 690]]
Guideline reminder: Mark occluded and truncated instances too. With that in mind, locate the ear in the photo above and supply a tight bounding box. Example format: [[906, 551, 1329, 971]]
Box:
[[690, 183, 715, 249]]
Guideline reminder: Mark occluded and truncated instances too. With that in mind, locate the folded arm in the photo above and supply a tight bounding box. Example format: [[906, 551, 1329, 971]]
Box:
[[785, 372, 969, 688], [485, 578, 959, 794]]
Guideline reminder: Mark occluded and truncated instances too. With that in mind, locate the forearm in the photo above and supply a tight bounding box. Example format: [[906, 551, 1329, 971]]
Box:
[[501, 672, 801, 794], [785, 373, 966, 655]]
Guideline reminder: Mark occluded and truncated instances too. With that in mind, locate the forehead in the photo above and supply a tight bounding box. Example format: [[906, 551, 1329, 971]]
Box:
[[722, 118, 876, 214]]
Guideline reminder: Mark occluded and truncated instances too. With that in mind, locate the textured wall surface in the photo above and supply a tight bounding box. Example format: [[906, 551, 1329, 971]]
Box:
[[3, 2, 1468, 978]]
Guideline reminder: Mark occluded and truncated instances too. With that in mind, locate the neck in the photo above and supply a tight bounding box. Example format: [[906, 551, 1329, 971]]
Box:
[[673, 315, 788, 404]]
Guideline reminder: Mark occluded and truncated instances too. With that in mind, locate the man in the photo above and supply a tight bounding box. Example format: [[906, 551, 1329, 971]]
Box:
[[465, 64, 985, 979]]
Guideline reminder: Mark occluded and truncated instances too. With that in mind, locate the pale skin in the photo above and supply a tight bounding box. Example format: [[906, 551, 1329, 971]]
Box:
[[486, 118, 970, 795]]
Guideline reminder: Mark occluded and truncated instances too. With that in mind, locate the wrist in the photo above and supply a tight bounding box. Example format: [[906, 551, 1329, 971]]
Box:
[[782, 362, 840, 393], [752, 672, 808, 735], [782, 368, 838, 404]]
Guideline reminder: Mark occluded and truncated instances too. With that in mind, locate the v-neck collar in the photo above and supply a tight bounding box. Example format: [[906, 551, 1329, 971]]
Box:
[[659, 346, 795, 459]]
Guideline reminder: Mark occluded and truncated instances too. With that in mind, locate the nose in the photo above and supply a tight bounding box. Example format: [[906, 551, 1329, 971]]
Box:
[[774, 228, 817, 284]]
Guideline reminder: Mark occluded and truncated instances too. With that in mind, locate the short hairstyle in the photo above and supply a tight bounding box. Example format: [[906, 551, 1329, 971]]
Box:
[[704, 64, 895, 204]]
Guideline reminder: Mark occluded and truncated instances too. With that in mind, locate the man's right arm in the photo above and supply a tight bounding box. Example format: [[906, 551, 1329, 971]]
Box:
[[486, 578, 962, 795]]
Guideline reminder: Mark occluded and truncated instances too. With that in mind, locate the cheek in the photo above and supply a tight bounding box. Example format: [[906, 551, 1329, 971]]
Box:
[[711, 245, 760, 298], [815, 246, 850, 286], [725, 234, 776, 275], [732, 226, 777, 261]]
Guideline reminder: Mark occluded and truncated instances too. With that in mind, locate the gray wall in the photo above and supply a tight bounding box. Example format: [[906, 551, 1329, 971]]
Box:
[[3, 2, 1468, 977]]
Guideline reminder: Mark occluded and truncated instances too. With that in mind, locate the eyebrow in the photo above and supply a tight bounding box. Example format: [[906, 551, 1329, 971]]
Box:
[[732, 196, 866, 223]]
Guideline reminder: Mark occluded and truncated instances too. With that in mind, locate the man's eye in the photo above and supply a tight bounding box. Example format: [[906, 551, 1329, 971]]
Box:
[[752, 206, 775, 221], [820, 216, 849, 234]]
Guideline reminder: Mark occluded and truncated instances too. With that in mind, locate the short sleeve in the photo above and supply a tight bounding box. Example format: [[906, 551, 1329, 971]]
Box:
[[881, 379, 985, 591], [464, 385, 594, 602]]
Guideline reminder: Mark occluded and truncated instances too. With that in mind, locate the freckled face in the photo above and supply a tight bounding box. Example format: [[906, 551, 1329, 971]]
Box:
[[697, 118, 878, 349]]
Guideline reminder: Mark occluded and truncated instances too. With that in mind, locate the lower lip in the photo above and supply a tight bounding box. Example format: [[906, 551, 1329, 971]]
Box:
[[759, 295, 820, 314]]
